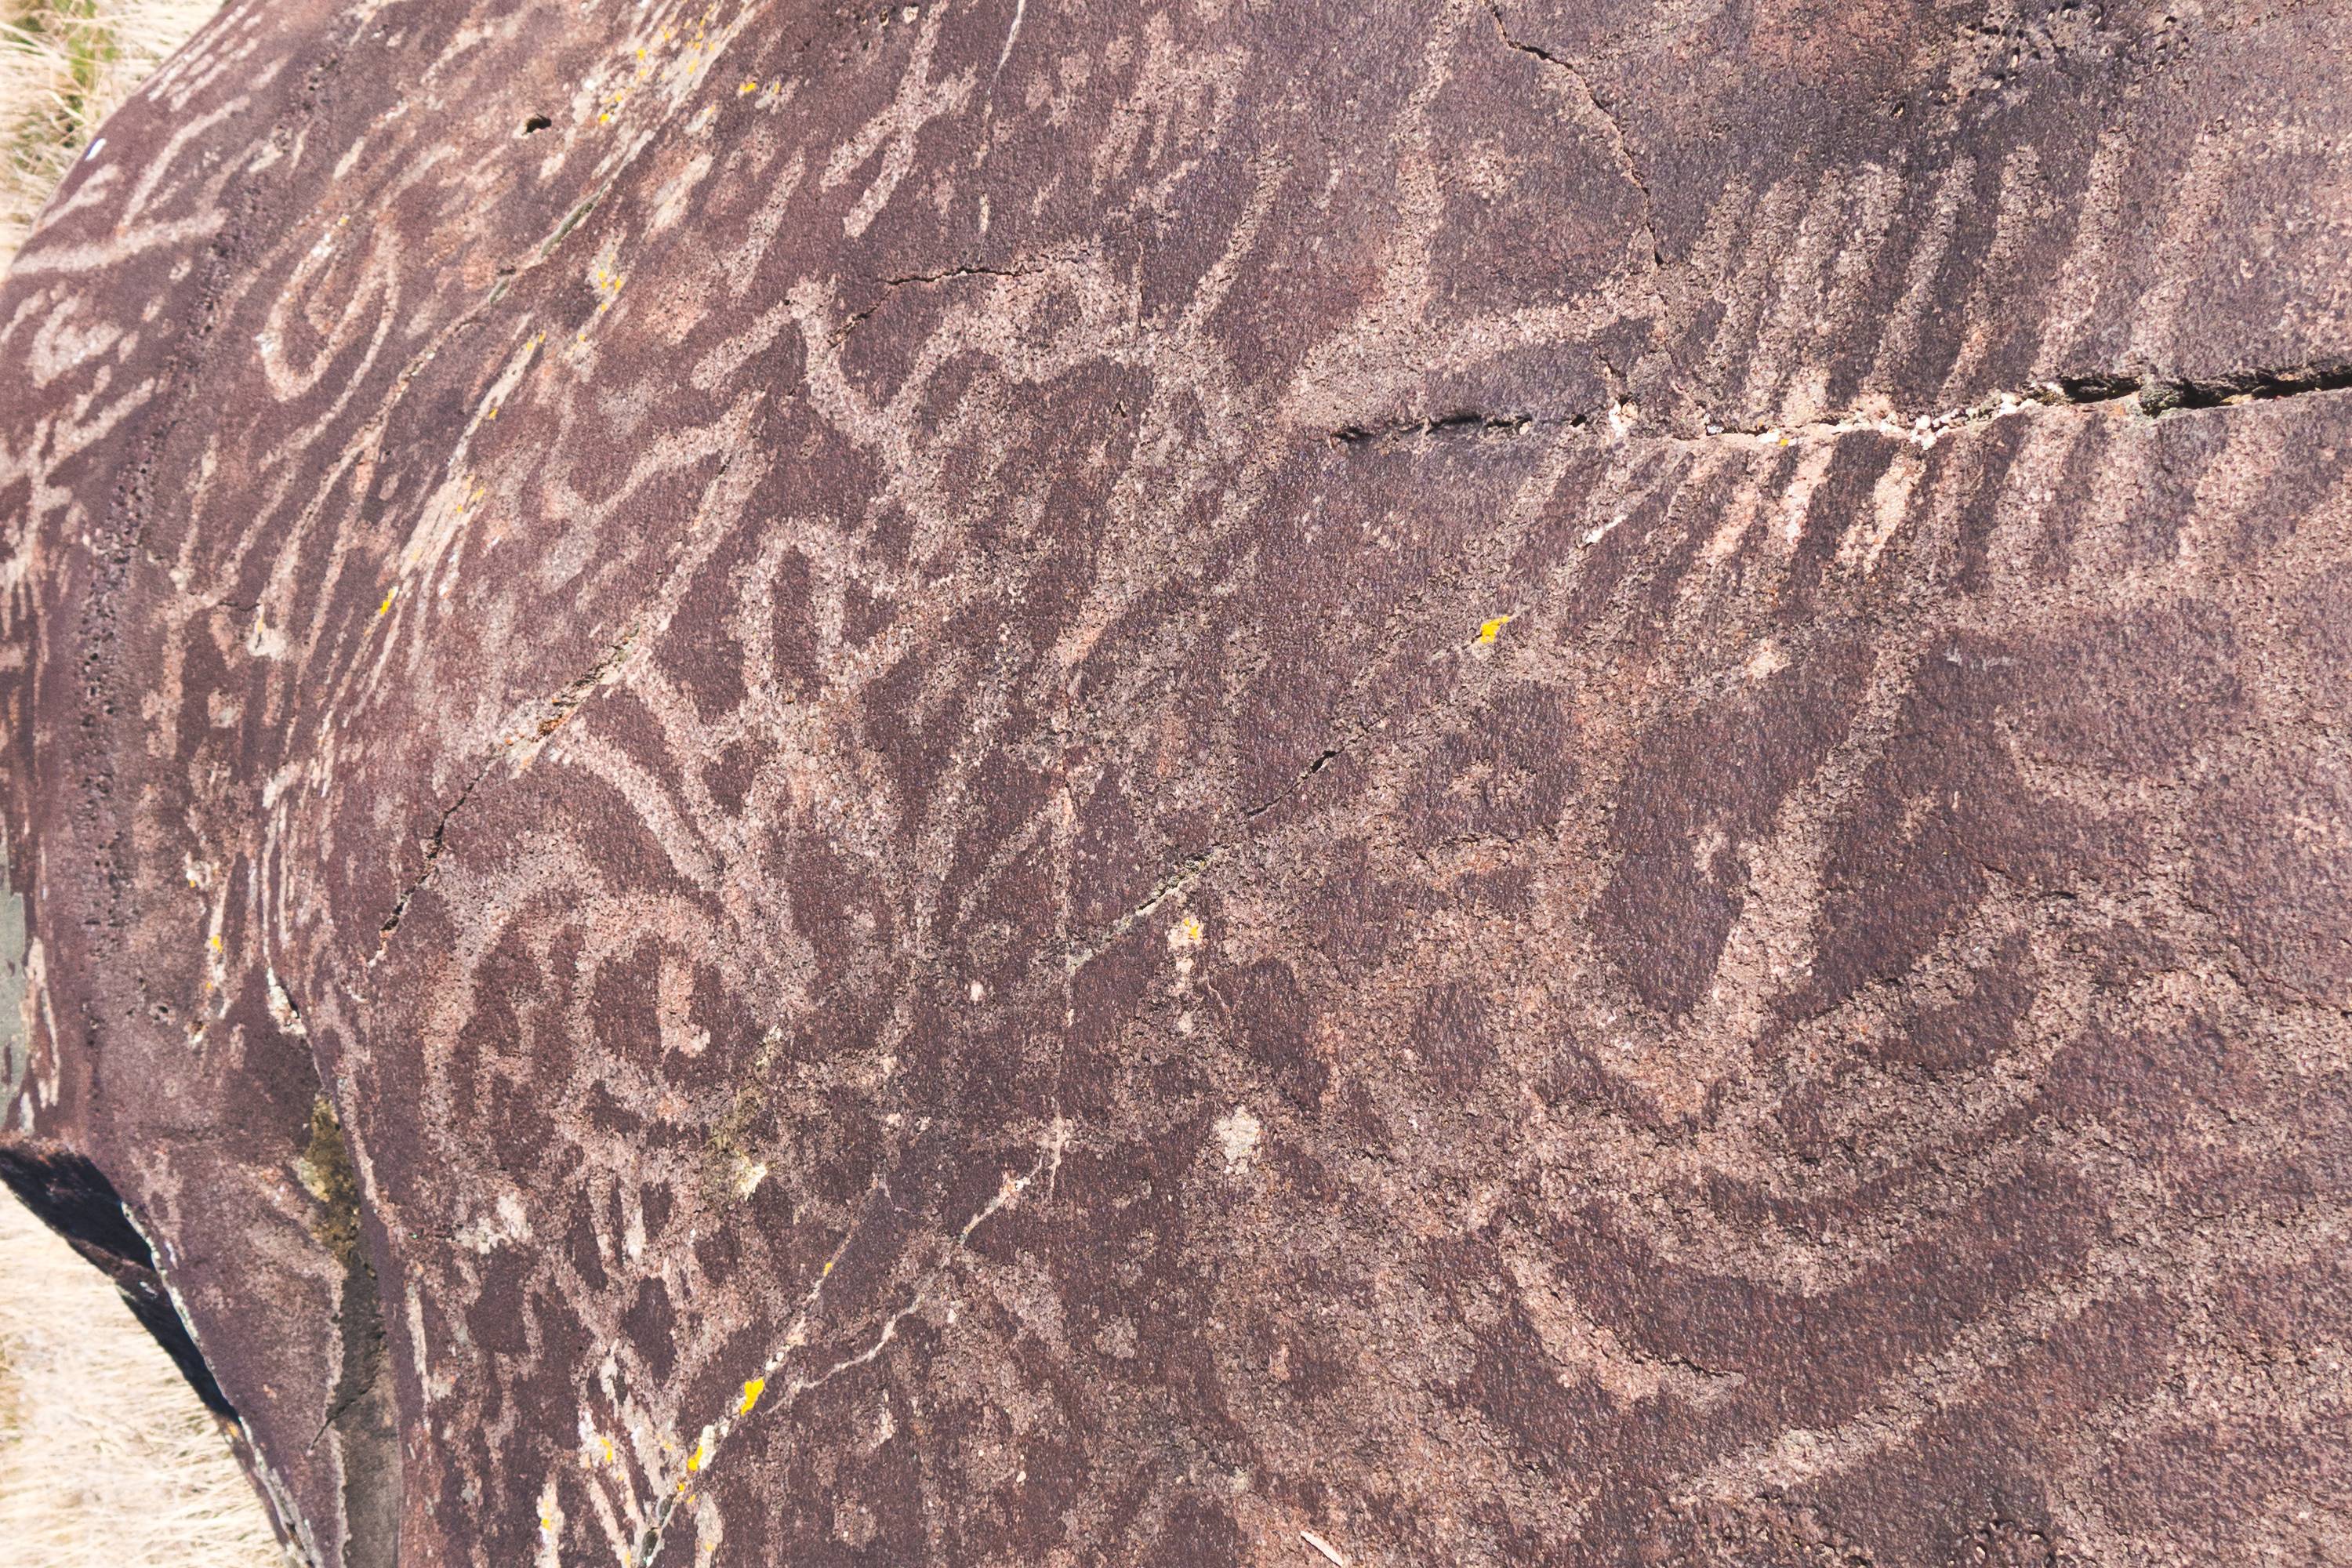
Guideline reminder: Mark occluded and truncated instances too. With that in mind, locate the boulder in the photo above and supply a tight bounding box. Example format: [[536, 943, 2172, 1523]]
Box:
[[3, 0, 2350, 1562]]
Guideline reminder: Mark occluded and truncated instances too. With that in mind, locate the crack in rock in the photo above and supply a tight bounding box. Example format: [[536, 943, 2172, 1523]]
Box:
[[368, 554, 688, 961], [1336, 361, 2352, 463], [1489, 7, 1669, 280], [636, 1126, 1069, 1566]]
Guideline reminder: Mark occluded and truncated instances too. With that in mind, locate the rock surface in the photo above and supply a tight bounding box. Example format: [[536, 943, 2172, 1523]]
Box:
[[5, 0, 2352, 1563]]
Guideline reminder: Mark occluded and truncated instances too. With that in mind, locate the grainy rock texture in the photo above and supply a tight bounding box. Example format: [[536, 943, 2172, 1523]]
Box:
[[4, 0, 2351, 1563]]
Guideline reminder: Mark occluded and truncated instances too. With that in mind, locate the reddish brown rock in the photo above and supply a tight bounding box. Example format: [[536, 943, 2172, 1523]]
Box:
[[3, 0, 2350, 1563]]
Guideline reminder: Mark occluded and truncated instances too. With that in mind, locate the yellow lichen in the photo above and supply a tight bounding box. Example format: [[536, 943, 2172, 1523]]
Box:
[[1475, 614, 1511, 644], [738, 1377, 765, 1415]]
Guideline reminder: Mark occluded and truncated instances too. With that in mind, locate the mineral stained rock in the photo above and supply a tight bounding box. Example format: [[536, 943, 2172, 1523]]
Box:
[[4, 0, 2350, 1562]]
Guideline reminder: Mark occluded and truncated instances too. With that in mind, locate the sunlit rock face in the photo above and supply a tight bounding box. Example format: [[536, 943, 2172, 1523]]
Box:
[[4, 0, 2350, 1562]]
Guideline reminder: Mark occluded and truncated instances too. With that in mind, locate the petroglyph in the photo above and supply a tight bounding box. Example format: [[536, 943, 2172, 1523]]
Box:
[[5, 0, 2352, 1563]]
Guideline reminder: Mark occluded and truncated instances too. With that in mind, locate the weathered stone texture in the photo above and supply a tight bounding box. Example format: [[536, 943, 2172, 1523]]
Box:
[[3, 0, 2350, 1563]]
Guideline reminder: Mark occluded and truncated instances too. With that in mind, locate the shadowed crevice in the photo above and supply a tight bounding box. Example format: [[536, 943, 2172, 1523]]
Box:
[[0, 1138, 238, 1420], [297, 1097, 402, 1568]]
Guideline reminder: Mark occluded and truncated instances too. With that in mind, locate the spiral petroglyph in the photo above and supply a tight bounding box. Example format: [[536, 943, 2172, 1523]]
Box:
[[4, 0, 2351, 1563]]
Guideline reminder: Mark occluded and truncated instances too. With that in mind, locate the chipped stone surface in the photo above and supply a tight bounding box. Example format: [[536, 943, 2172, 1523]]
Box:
[[3, 0, 2351, 1563]]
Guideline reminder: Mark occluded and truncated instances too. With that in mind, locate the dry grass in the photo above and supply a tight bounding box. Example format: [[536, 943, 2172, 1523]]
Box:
[[0, 0, 221, 264], [0, 1194, 286, 1564]]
